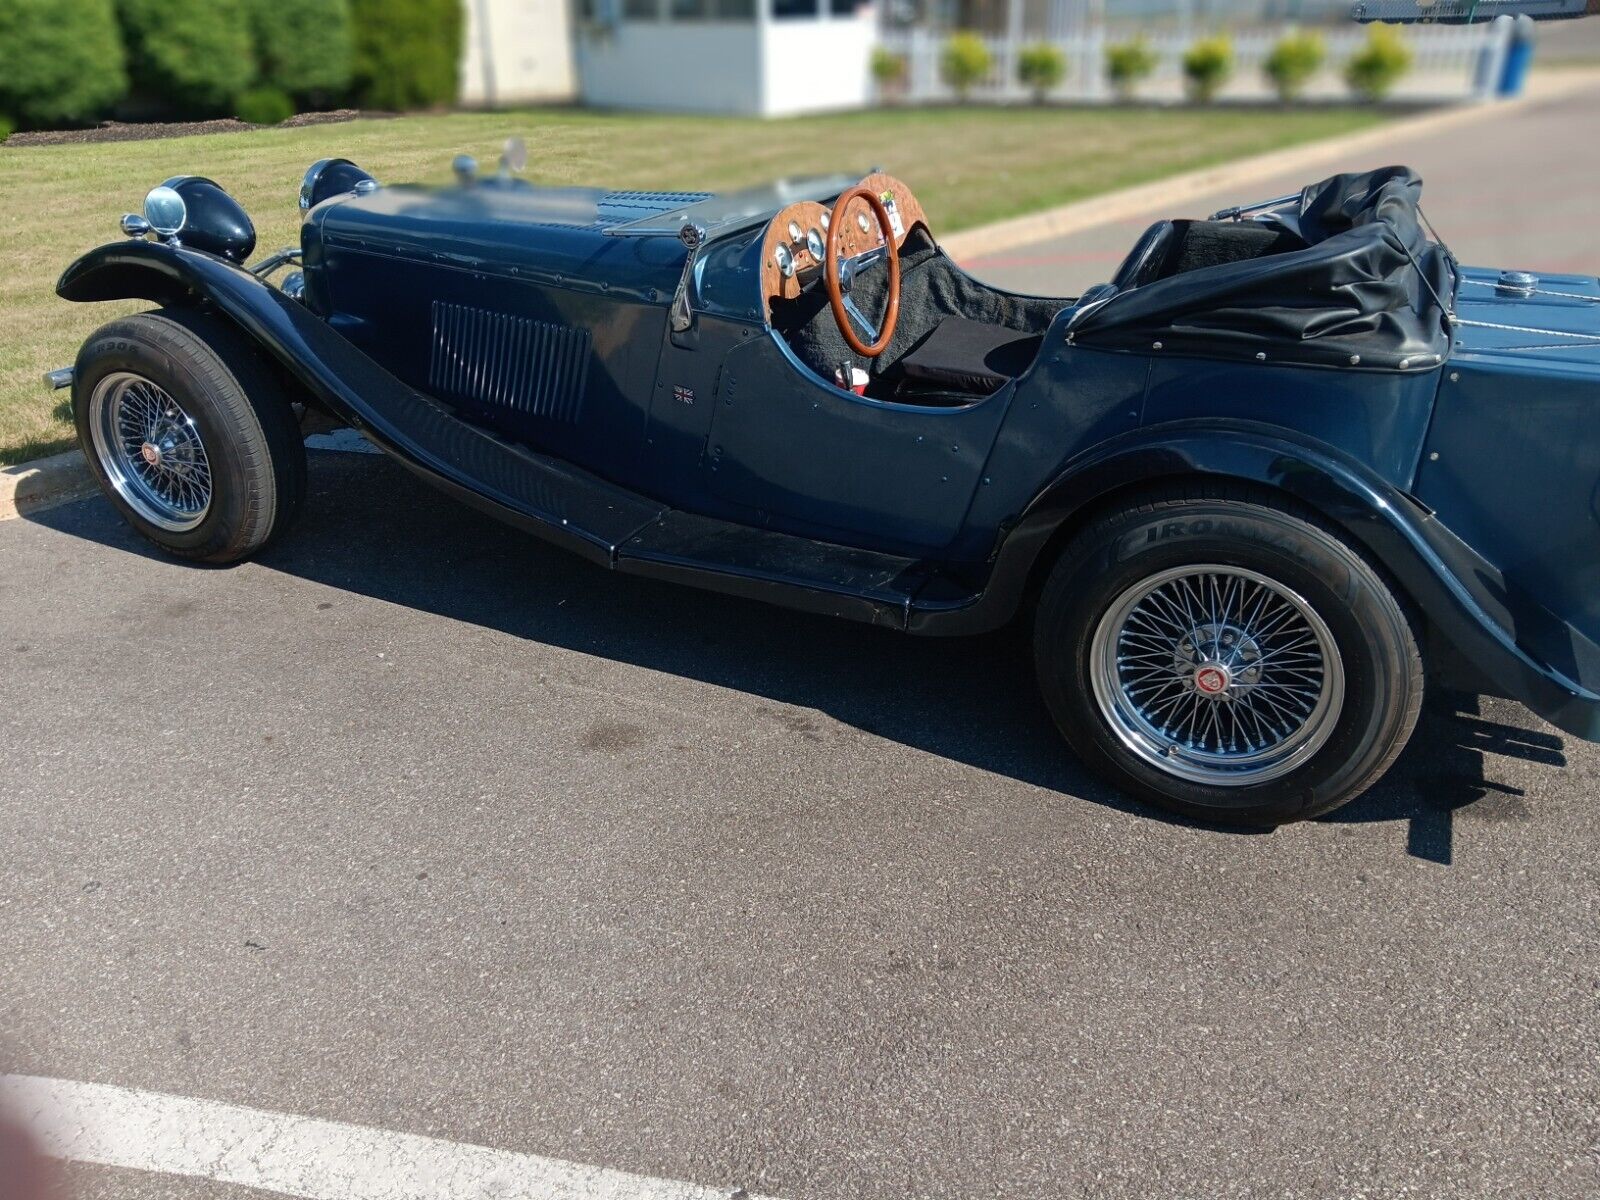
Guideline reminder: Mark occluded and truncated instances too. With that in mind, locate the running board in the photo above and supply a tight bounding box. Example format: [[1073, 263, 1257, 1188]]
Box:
[[281, 300, 953, 627]]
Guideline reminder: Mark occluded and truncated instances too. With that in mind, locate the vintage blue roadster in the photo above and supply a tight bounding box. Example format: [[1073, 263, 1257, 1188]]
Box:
[[49, 152, 1600, 825]]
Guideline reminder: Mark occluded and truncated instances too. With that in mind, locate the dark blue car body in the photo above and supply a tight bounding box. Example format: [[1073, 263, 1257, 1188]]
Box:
[[56, 166, 1600, 745]]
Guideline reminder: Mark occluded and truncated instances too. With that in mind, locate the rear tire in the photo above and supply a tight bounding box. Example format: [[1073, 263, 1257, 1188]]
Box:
[[1034, 485, 1423, 826], [73, 308, 306, 563]]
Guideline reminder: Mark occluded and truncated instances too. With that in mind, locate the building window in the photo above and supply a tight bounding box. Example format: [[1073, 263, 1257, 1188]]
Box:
[[669, 0, 753, 16], [829, 0, 866, 13], [623, 0, 660, 18], [772, 0, 819, 16]]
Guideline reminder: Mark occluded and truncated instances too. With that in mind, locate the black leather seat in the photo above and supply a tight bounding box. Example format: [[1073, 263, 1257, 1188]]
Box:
[[895, 316, 1043, 397]]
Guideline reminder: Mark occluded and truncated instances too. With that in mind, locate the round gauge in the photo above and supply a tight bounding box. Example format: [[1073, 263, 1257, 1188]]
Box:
[[856, 210, 872, 234], [774, 243, 795, 278], [806, 228, 825, 260], [787, 220, 802, 242]]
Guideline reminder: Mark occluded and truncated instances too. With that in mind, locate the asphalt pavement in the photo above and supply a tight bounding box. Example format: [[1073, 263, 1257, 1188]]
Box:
[[4, 83, 1600, 1200]]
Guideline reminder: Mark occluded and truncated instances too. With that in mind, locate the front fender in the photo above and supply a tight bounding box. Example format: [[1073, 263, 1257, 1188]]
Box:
[[56, 239, 653, 567], [914, 421, 1600, 741]]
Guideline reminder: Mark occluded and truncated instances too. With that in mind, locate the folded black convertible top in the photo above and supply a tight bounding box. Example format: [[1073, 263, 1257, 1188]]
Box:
[[1071, 166, 1455, 371]]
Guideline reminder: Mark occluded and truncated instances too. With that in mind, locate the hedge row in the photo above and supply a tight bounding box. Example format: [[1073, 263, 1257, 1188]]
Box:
[[0, 0, 462, 132], [873, 25, 1416, 105]]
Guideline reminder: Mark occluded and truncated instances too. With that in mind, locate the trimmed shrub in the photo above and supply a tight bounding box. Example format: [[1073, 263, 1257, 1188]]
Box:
[[1018, 43, 1067, 104], [349, 0, 463, 111], [1345, 24, 1413, 102], [0, 0, 128, 130], [1263, 31, 1325, 102], [1182, 35, 1234, 103], [940, 33, 994, 103], [0, 115, 13, 142], [117, 0, 255, 116], [872, 47, 909, 95], [1105, 38, 1158, 101], [247, 0, 352, 107], [237, 86, 295, 125]]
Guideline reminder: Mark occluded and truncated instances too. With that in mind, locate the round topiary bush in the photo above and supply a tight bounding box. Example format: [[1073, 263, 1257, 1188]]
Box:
[[349, 0, 463, 111], [872, 47, 909, 100], [1264, 30, 1325, 102], [1105, 38, 1158, 101], [940, 33, 994, 103], [237, 86, 295, 126], [117, 0, 255, 117], [1182, 36, 1234, 103], [1345, 24, 1413, 102], [248, 0, 352, 108], [0, 0, 128, 130], [1018, 43, 1067, 104]]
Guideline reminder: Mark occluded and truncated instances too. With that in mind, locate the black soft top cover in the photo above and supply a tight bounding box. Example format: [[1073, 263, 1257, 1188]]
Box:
[[1073, 166, 1454, 370]]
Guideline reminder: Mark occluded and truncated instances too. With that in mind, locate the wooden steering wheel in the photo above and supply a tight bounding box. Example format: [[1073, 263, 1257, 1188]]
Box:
[[824, 185, 901, 359]]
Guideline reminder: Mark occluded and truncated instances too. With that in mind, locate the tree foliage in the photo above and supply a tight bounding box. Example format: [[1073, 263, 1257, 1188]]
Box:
[[348, 0, 463, 111], [117, 0, 255, 116], [247, 0, 352, 105], [1105, 38, 1158, 100], [1263, 31, 1325, 102], [1182, 36, 1234, 103], [940, 33, 994, 103], [1344, 24, 1413, 102], [0, 0, 129, 130], [1017, 43, 1067, 104]]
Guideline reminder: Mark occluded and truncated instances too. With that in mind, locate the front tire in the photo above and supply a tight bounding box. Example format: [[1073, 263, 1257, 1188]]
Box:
[[73, 308, 306, 563], [1034, 485, 1423, 826]]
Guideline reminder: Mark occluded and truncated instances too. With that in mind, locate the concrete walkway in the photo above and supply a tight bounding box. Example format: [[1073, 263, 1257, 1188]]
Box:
[[965, 76, 1600, 297]]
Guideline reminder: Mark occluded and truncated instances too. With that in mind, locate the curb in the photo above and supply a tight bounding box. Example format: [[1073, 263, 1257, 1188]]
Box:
[[0, 450, 98, 523], [941, 71, 1600, 262]]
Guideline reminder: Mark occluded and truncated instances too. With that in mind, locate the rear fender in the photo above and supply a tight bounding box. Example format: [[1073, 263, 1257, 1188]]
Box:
[[917, 421, 1600, 739]]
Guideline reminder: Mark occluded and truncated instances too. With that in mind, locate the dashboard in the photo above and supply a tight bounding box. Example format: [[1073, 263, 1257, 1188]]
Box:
[[760, 172, 929, 320]]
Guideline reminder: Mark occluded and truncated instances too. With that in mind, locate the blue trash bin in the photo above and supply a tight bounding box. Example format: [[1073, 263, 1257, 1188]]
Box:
[[1499, 15, 1537, 97]]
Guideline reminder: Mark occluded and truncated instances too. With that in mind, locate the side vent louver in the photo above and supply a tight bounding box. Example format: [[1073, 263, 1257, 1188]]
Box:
[[428, 301, 591, 422]]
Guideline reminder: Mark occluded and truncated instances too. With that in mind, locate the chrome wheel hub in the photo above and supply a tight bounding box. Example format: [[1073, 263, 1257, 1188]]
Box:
[[1090, 565, 1345, 787], [87, 372, 212, 533]]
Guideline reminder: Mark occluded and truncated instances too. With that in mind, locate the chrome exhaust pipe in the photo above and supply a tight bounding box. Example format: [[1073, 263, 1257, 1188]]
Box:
[[43, 367, 73, 391]]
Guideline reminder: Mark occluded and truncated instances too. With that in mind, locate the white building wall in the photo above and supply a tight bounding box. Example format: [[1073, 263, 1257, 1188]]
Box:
[[575, 4, 876, 116], [461, 0, 579, 106], [576, 24, 768, 115], [760, 11, 875, 115]]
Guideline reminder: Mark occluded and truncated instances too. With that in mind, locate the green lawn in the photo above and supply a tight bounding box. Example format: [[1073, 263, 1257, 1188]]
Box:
[[0, 104, 1382, 465]]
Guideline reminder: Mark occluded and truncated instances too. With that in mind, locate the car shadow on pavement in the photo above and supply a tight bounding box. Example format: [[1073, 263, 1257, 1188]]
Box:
[[29, 451, 1571, 855], [1321, 692, 1567, 864]]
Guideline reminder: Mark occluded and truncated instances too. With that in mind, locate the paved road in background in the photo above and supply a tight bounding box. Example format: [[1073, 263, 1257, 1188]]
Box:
[[964, 76, 1600, 294], [4, 86, 1600, 1200]]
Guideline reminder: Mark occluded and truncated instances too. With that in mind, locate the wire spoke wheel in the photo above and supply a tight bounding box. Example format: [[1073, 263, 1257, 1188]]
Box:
[[1090, 564, 1345, 787], [87, 371, 213, 533]]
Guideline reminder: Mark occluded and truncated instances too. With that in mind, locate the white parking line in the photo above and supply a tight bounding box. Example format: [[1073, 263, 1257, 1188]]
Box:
[[1, 1075, 770, 1200]]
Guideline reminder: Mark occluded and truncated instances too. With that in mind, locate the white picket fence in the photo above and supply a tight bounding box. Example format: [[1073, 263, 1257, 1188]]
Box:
[[879, 23, 1508, 104]]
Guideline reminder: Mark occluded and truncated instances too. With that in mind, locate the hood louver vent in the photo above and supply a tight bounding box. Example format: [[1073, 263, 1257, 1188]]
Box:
[[429, 301, 591, 422], [596, 190, 714, 225]]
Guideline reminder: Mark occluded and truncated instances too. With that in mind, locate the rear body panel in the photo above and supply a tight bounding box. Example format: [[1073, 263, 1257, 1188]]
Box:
[[1414, 267, 1600, 696]]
